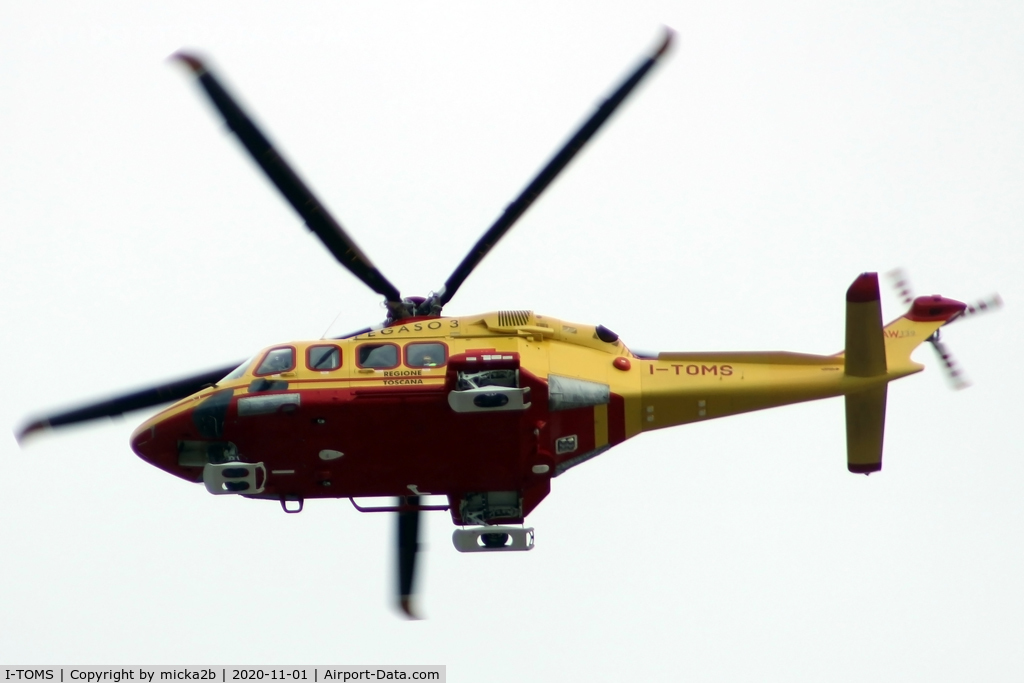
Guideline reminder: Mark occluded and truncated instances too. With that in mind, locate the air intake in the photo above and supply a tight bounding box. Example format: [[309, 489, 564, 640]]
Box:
[[497, 310, 531, 328]]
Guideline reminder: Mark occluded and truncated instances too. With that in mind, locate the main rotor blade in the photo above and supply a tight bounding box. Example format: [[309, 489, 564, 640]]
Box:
[[171, 52, 403, 305], [396, 495, 422, 619], [16, 361, 244, 443], [435, 29, 675, 308]]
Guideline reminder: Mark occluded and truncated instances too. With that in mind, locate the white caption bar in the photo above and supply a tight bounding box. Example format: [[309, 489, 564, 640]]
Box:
[[2, 668, 445, 683]]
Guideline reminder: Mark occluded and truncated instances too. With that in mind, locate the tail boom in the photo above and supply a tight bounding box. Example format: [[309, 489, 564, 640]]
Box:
[[634, 274, 968, 475]]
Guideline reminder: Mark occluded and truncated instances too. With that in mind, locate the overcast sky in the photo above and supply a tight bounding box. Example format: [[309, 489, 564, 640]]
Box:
[[2, 2, 1022, 680]]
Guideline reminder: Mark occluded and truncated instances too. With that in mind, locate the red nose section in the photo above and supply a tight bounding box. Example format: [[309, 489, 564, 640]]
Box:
[[906, 295, 968, 322]]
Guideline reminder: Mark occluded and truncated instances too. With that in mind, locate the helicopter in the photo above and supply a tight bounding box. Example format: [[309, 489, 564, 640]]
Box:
[[15, 29, 1001, 619]]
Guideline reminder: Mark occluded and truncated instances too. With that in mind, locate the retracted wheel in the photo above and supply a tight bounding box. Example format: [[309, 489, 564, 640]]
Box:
[[452, 526, 535, 553], [481, 532, 510, 548]]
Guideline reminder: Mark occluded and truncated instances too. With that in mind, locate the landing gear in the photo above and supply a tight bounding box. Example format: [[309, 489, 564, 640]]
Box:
[[452, 526, 535, 553], [202, 461, 267, 495]]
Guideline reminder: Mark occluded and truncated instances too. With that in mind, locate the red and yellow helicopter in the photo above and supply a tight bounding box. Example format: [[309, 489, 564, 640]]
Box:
[[16, 30, 1000, 618]]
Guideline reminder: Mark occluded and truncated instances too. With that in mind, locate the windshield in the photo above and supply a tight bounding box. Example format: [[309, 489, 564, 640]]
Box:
[[221, 357, 254, 382]]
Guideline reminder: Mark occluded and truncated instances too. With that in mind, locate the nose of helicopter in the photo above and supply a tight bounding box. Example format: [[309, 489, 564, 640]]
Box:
[[129, 398, 211, 481], [129, 416, 170, 477], [130, 412, 173, 462], [130, 417, 163, 456]]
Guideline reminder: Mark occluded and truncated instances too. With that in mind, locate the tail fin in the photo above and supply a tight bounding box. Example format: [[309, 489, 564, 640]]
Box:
[[845, 273, 887, 378], [843, 273, 888, 473], [842, 274, 967, 474], [846, 385, 887, 474]]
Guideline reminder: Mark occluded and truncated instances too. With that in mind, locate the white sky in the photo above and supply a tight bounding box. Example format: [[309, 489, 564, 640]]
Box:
[[2, 1, 1022, 679]]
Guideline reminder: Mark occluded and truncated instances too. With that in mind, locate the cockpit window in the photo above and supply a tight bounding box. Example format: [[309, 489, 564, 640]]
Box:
[[357, 343, 398, 369], [307, 345, 342, 371], [405, 342, 447, 368], [222, 357, 254, 382], [255, 347, 295, 376]]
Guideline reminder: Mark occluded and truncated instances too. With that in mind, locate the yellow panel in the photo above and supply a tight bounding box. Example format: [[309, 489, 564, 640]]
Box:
[[845, 300, 887, 377], [845, 385, 887, 473]]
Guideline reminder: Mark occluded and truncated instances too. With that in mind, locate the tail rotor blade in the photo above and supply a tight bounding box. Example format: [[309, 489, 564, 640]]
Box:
[[958, 294, 1004, 321], [888, 269, 1000, 389], [889, 268, 1003, 324], [171, 52, 404, 308], [431, 29, 675, 311], [396, 496, 422, 619], [928, 335, 970, 390], [886, 268, 915, 306], [924, 293, 1002, 328]]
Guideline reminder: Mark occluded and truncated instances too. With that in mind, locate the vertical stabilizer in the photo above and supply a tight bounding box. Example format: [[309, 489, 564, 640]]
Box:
[[845, 273, 887, 378], [846, 386, 887, 474], [844, 273, 887, 473]]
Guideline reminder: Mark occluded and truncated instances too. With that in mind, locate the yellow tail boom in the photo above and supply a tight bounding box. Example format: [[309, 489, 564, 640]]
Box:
[[637, 272, 967, 475]]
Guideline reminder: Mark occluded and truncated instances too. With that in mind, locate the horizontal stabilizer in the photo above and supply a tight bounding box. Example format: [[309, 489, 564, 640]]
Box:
[[846, 386, 887, 474]]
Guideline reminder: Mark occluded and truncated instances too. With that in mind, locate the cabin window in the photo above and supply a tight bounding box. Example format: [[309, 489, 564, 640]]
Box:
[[255, 347, 295, 376], [307, 345, 342, 371], [405, 342, 447, 368], [357, 343, 399, 369]]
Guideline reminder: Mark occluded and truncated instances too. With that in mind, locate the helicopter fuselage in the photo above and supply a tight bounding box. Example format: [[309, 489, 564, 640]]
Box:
[[129, 299, 957, 526]]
